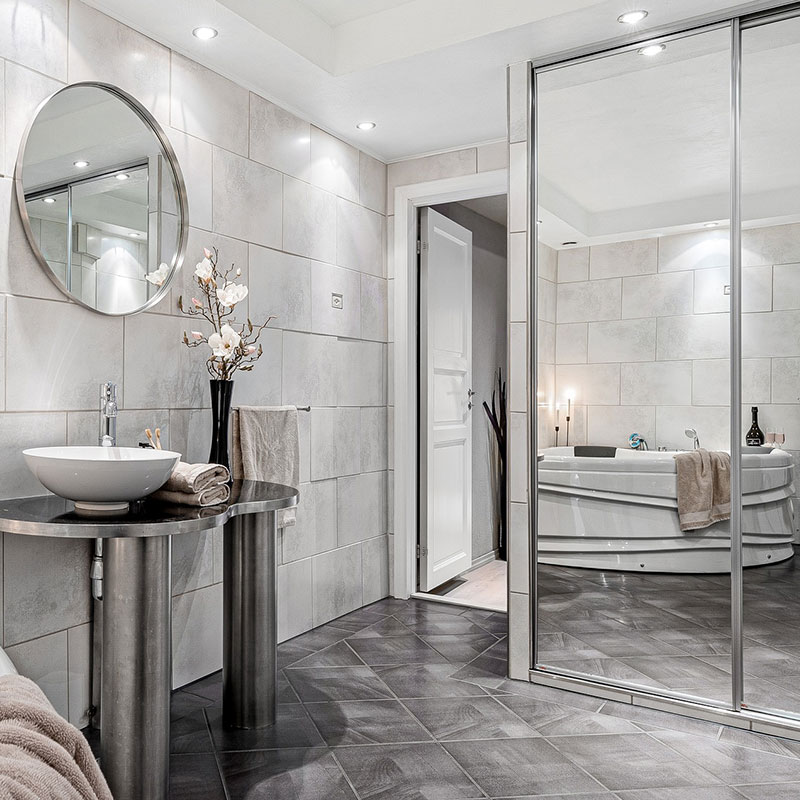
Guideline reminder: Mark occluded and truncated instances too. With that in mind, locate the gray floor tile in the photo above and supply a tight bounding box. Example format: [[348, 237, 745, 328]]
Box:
[[404, 695, 538, 740], [734, 783, 800, 799], [305, 699, 433, 745], [334, 742, 484, 799], [421, 633, 498, 663], [615, 787, 744, 799], [347, 634, 447, 666], [549, 733, 722, 791], [348, 616, 415, 638], [444, 737, 605, 797], [286, 666, 394, 702], [170, 753, 226, 800], [497, 695, 640, 736], [206, 703, 325, 751], [218, 748, 357, 800], [374, 663, 489, 699], [288, 641, 364, 668], [490, 679, 606, 712], [171, 710, 214, 754]]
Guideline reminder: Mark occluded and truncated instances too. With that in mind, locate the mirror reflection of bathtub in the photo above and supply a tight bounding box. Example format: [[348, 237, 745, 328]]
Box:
[[537, 447, 795, 573]]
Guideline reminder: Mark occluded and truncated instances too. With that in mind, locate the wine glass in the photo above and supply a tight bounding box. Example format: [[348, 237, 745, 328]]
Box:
[[766, 428, 776, 447], [775, 428, 786, 449]]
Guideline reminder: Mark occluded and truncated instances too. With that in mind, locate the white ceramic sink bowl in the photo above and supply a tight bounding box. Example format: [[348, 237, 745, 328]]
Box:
[[23, 446, 180, 514]]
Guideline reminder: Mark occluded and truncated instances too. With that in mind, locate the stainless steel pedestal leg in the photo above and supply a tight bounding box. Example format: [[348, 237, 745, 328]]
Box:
[[223, 510, 277, 728], [101, 536, 172, 800]]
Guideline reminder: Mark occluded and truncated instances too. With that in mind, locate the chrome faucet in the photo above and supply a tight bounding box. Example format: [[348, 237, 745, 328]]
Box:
[[99, 382, 118, 447], [684, 427, 700, 450]]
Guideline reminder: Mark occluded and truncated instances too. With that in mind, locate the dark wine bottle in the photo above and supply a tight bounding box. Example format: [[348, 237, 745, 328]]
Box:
[[746, 406, 764, 446]]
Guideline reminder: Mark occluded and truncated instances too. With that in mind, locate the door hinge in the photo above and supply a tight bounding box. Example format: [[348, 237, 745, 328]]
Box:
[[416, 240, 421, 254], [416, 544, 428, 558]]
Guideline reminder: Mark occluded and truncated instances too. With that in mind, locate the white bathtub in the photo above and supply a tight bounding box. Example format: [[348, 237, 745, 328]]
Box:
[[538, 446, 795, 573]]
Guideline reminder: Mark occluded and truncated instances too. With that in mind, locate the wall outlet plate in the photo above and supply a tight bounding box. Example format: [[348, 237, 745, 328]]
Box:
[[331, 293, 343, 309]]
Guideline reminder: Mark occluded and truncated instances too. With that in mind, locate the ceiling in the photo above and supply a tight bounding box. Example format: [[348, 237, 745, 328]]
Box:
[[84, 0, 770, 162], [459, 195, 507, 227]]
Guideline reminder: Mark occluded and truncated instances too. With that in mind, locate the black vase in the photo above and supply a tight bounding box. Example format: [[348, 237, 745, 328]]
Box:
[[209, 379, 234, 470]]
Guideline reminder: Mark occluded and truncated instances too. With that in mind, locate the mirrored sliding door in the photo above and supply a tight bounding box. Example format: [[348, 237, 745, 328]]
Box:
[[534, 24, 735, 706]]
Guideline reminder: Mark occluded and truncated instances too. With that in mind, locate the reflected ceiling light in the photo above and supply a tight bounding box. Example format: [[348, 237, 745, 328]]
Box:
[[562, 241, 578, 246], [618, 10, 648, 24], [536, 219, 543, 224], [73, 159, 90, 168], [356, 121, 376, 131], [116, 173, 130, 180], [192, 26, 218, 40], [42, 197, 56, 204], [638, 43, 666, 56], [704, 222, 719, 228], [129, 232, 141, 237]]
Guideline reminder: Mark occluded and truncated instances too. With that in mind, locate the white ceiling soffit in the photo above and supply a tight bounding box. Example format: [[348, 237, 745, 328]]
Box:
[[458, 195, 508, 227], [85, 0, 769, 162]]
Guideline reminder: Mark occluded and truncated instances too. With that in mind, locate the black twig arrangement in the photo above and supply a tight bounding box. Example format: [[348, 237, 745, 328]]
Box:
[[483, 367, 507, 561]]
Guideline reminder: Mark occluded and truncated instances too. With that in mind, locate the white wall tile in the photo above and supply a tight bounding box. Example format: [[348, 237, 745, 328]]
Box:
[[508, 502, 529, 595], [509, 142, 527, 233], [556, 363, 620, 406], [588, 318, 655, 364], [6, 297, 123, 410], [312, 543, 362, 627], [752, 405, 800, 450], [693, 358, 770, 406], [283, 480, 337, 563], [772, 358, 800, 404], [337, 471, 387, 546], [362, 535, 389, 605], [283, 175, 336, 263], [0, 0, 66, 81], [67, 408, 170, 449], [212, 148, 282, 248], [386, 148, 475, 215], [360, 407, 388, 473], [509, 323, 527, 412], [557, 278, 621, 324], [590, 238, 657, 280], [6, 631, 68, 718], [773, 264, 800, 311], [657, 314, 729, 360], [555, 323, 587, 365], [169, 408, 212, 464], [249, 93, 310, 180], [557, 247, 589, 283], [359, 152, 387, 214], [281, 332, 338, 407], [310, 127, 359, 202], [538, 320, 555, 365], [743, 311, 800, 358], [0, 413, 63, 499], [743, 223, 800, 267], [587, 405, 655, 449], [311, 261, 361, 338], [476, 141, 508, 172], [361, 274, 388, 342], [310, 407, 360, 480], [249, 245, 311, 332], [508, 591, 530, 680], [659, 229, 729, 272], [509, 232, 527, 322], [507, 61, 529, 144], [538, 242, 557, 283], [337, 339, 385, 406], [509, 412, 527, 503], [172, 584, 222, 688], [172, 530, 215, 596], [694, 265, 771, 314], [656, 405, 730, 451], [67, 623, 91, 727], [621, 360, 692, 406], [277, 558, 313, 642], [538, 278, 555, 323], [165, 128, 213, 233], [622, 271, 693, 319], [3, 62, 62, 179], [170, 53, 247, 153], [337, 198, 383, 277]]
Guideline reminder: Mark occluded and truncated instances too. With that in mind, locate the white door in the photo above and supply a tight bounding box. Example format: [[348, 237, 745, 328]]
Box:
[[419, 207, 473, 591]]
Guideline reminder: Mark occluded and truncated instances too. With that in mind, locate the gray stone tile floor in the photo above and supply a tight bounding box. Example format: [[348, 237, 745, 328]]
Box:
[[87, 593, 800, 798]]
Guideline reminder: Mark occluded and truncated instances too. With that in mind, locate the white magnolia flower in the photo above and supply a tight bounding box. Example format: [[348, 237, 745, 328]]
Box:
[[145, 262, 170, 287], [217, 282, 249, 308], [208, 324, 241, 360], [195, 257, 214, 283]]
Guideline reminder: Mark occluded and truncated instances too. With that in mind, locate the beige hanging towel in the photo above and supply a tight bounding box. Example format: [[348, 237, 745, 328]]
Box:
[[232, 406, 299, 527], [674, 448, 731, 532]]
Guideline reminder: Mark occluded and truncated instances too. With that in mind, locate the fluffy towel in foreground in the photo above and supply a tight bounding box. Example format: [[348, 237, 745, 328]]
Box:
[[151, 481, 230, 507], [674, 448, 731, 531], [0, 675, 112, 800], [161, 461, 230, 494]]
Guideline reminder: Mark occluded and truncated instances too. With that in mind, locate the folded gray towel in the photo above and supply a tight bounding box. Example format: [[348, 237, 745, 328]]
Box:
[[163, 461, 230, 493], [674, 448, 731, 531], [232, 406, 299, 527], [151, 482, 231, 508]]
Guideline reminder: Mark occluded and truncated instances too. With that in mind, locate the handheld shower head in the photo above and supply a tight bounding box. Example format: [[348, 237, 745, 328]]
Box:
[[684, 428, 700, 450]]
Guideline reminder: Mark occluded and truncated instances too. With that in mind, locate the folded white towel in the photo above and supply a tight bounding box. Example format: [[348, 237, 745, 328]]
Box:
[[232, 406, 299, 527], [163, 461, 230, 493], [150, 482, 231, 508]]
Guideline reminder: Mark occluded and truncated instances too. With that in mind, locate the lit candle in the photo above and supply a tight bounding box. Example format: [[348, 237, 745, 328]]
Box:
[[556, 406, 560, 425], [567, 397, 571, 418]]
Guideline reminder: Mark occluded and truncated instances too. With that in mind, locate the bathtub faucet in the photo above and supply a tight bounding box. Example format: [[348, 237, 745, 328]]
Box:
[[628, 433, 648, 451], [684, 428, 700, 450]]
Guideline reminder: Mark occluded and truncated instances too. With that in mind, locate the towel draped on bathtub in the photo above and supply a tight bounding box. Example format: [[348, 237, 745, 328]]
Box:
[[673, 448, 731, 532]]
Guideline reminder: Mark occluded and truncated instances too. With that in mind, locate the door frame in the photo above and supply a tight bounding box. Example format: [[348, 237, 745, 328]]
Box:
[[392, 168, 508, 599]]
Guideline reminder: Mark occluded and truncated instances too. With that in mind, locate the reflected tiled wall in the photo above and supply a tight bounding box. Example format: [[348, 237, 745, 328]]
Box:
[[551, 224, 800, 451], [0, 0, 389, 724]]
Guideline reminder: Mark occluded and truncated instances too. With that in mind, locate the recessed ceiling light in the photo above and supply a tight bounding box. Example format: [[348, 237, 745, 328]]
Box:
[[42, 197, 56, 204], [638, 43, 666, 56], [129, 232, 140, 237], [562, 241, 578, 246], [192, 26, 218, 40], [356, 121, 376, 131], [73, 160, 90, 168], [536, 219, 543, 224], [116, 173, 130, 181], [704, 222, 720, 228], [618, 10, 648, 24]]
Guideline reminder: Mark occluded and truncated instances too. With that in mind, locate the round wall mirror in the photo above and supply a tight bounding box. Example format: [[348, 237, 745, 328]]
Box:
[[15, 82, 187, 315]]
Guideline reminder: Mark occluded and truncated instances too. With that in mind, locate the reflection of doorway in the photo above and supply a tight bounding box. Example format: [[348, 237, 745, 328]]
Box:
[[416, 197, 508, 612]]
